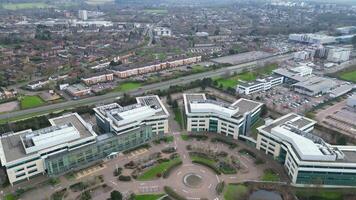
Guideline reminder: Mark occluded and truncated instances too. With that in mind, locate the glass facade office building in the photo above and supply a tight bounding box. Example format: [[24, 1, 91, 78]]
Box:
[[45, 126, 152, 176]]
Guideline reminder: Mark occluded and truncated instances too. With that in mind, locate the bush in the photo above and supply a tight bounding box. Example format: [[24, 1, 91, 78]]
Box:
[[162, 147, 176, 154], [211, 137, 238, 149], [78, 191, 91, 200], [192, 160, 221, 175], [169, 152, 180, 159], [114, 167, 123, 176], [188, 134, 208, 141], [215, 181, 225, 195], [157, 158, 170, 163], [164, 186, 187, 200], [118, 175, 132, 182], [110, 190, 123, 200], [162, 160, 183, 178], [69, 182, 88, 192]]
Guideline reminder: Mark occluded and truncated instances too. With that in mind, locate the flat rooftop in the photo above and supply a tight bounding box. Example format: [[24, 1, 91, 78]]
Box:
[[0, 113, 95, 164], [184, 93, 262, 120], [261, 113, 314, 133]]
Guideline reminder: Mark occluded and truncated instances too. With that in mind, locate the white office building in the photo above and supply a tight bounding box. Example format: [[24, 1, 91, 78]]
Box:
[[154, 27, 172, 37], [94, 95, 169, 137], [236, 75, 284, 95], [256, 113, 356, 187], [0, 113, 97, 185], [289, 33, 336, 45], [183, 93, 263, 141], [326, 46, 351, 63], [78, 10, 88, 20]]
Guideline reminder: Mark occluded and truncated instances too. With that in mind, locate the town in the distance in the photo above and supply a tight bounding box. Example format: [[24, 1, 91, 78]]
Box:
[[0, 0, 356, 200]]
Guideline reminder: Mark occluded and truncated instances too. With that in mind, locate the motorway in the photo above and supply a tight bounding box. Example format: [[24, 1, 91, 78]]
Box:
[[0, 53, 293, 122]]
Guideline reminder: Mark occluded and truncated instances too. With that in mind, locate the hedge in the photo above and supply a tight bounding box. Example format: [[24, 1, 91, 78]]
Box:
[[215, 181, 225, 195], [118, 175, 132, 182], [164, 186, 187, 200], [162, 160, 183, 178], [192, 160, 221, 175]]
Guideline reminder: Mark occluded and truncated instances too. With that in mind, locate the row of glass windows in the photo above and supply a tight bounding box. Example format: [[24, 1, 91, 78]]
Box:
[[45, 128, 152, 176]]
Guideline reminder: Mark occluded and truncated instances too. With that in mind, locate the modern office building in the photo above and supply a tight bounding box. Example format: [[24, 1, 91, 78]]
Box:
[[0, 113, 97, 185], [326, 46, 351, 63], [94, 95, 169, 137], [256, 113, 356, 187], [183, 93, 263, 141], [78, 10, 88, 20], [236, 75, 284, 95], [0, 95, 169, 185], [288, 34, 336, 44]]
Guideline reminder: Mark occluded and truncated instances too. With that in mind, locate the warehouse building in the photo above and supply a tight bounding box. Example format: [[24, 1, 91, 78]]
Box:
[[183, 93, 263, 141], [293, 76, 336, 97], [256, 113, 356, 187]]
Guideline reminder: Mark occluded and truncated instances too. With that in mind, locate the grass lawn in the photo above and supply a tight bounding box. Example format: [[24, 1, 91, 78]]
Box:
[[4, 194, 16, 200], [261, 169, 280, 182], [180, 134, 189, 141], [339, 70, 356, 83], [134, 194, 165, 200], [224, 184, 248, 200], [113, 82, 142, 92], [138, 158, 181, 180], [190, 155, 216, 166], [191, 65, 207, 73], [20, 95, 45, 109], [173, 107, 184, 129], [143, 9, 168, 14], [214, 71, 256, 89], [1, 3, 50, 10]]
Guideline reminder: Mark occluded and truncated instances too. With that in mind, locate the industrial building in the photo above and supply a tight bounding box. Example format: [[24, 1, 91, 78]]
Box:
[[183, 93, 263, 141], [293, 76, 336, 97], [236, 75, 284, 95], [347, 94, 356, 108], [0, 95, 169, 185], [256, 113, 356, 187]]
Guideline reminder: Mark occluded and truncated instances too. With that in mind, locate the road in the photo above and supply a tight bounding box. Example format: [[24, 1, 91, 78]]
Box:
[[0, 53, 292, 122]]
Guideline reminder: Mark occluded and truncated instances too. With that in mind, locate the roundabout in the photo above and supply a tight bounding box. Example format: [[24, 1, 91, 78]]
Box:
[[183, 173, 203, 188]]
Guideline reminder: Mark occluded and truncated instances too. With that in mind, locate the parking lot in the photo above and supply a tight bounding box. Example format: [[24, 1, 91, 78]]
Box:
[[249, 85, 327, 115]]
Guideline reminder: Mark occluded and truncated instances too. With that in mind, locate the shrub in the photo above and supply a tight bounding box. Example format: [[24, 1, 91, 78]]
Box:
[[192, 160, 221, 175], [114, 167, 123, 176], [211, 137, 238, 149], [69, 182, 88, 192], [215, 181, 225, 195], [110, 190, 123, 200], [164, 186, 187, 200], [169, 152, 180, 159], [162, 147, 176, 154], [118, 175, 132, 182]]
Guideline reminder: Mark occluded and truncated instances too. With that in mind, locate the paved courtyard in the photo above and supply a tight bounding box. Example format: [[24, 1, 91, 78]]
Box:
[[1, 104, 288, 200]]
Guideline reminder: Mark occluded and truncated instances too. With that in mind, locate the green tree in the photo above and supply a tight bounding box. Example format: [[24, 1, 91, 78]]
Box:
[[110, 190, 123, 200]]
